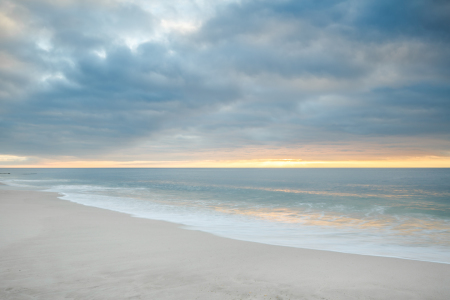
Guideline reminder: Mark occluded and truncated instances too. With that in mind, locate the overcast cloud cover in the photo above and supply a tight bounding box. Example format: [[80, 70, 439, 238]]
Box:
[[1, 0, 449, 164]]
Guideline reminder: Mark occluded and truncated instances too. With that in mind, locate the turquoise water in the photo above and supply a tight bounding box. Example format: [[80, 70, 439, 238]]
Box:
[[1, 168, 450, 263]]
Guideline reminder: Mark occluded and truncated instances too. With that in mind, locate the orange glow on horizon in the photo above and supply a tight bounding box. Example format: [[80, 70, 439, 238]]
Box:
[[2, 157, 450, 168]]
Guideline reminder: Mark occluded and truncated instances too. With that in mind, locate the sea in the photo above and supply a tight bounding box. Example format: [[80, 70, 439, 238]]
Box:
[[1, 168, 450, 264]]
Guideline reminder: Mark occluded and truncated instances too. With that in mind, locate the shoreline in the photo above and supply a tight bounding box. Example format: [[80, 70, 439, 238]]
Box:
[[6, 180, 450, 266], [4, 180, 448, 266], [1, 187, 450, 299]]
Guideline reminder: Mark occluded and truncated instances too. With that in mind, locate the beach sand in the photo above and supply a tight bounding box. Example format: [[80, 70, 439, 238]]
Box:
[[1, 187, 450, 300]]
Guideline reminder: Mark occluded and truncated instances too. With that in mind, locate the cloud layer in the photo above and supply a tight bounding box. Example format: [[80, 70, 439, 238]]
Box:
[[1, 0, 449, 163]]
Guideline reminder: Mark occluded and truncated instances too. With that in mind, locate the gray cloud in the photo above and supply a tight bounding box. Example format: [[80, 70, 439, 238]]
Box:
[[0, 0, 449, 161]]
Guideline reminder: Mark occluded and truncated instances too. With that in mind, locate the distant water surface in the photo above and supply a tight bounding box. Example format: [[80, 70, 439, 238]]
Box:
[[1, 168, 450, 263]]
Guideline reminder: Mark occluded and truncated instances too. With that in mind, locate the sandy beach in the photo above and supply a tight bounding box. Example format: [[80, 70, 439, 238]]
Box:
[[1, 187, 450, 300]]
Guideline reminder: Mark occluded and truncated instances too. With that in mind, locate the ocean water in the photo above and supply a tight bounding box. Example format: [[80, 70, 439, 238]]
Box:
[[1, 168, 450, 263]]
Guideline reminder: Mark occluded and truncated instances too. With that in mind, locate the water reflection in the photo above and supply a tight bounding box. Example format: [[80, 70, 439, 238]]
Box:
[[213, 206, 450, 247]]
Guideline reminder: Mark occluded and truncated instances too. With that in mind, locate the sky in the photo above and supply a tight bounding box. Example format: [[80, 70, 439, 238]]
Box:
[[1, 0, 450, 167]]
